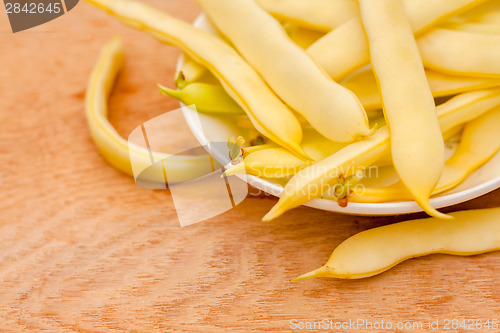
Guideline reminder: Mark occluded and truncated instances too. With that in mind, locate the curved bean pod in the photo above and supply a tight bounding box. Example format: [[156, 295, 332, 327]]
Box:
[[196, 0, 371, 143], [294, 207, 500, 280], [341, 67, 500, 111], [85, 0, 310, 160]]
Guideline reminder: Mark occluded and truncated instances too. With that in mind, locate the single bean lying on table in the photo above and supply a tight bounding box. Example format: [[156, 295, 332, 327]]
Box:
[[294, 207, 500, 280]]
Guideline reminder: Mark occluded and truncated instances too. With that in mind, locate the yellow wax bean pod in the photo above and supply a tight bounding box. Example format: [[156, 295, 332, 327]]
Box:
[[255, 0, 357, 32], [175, 54, 207, 89], [244, 142, 278, 154], [294, 207, 500, 280], [158, 83, 244, 115], [358, 0, 446, 218], [263, 88, 500, 221], [86, 37, 211, 183], [426, 70, 500, 96], [196, 0, 371, 143], [341, 67, 500, 111], [86, 0, 309, 161], [348, 107, 500, 203], [225, 139, 347, 179], [418, 28, 500, 78], [307, 0, 486, 80]]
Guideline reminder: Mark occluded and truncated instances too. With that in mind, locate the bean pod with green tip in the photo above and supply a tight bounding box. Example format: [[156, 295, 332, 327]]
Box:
[[345, 106, 500, 203], [158, 83, 244, 115]]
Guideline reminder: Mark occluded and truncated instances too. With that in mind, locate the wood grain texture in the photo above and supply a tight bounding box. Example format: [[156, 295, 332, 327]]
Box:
[[1, 1, 499, 332]]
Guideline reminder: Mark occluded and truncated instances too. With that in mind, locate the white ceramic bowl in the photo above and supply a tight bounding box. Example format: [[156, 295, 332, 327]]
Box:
[[180, 14, 500, 216]]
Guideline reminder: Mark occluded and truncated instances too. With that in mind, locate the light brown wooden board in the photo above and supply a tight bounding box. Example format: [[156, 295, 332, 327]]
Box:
[[1, 1, 499, 332]]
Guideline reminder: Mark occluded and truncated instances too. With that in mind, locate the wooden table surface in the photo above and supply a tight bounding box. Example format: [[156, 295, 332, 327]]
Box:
[[1, 1, 500, 332]]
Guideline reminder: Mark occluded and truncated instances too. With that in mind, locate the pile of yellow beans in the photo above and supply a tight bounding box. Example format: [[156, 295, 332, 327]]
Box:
[[85, 0, 500, 279]]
